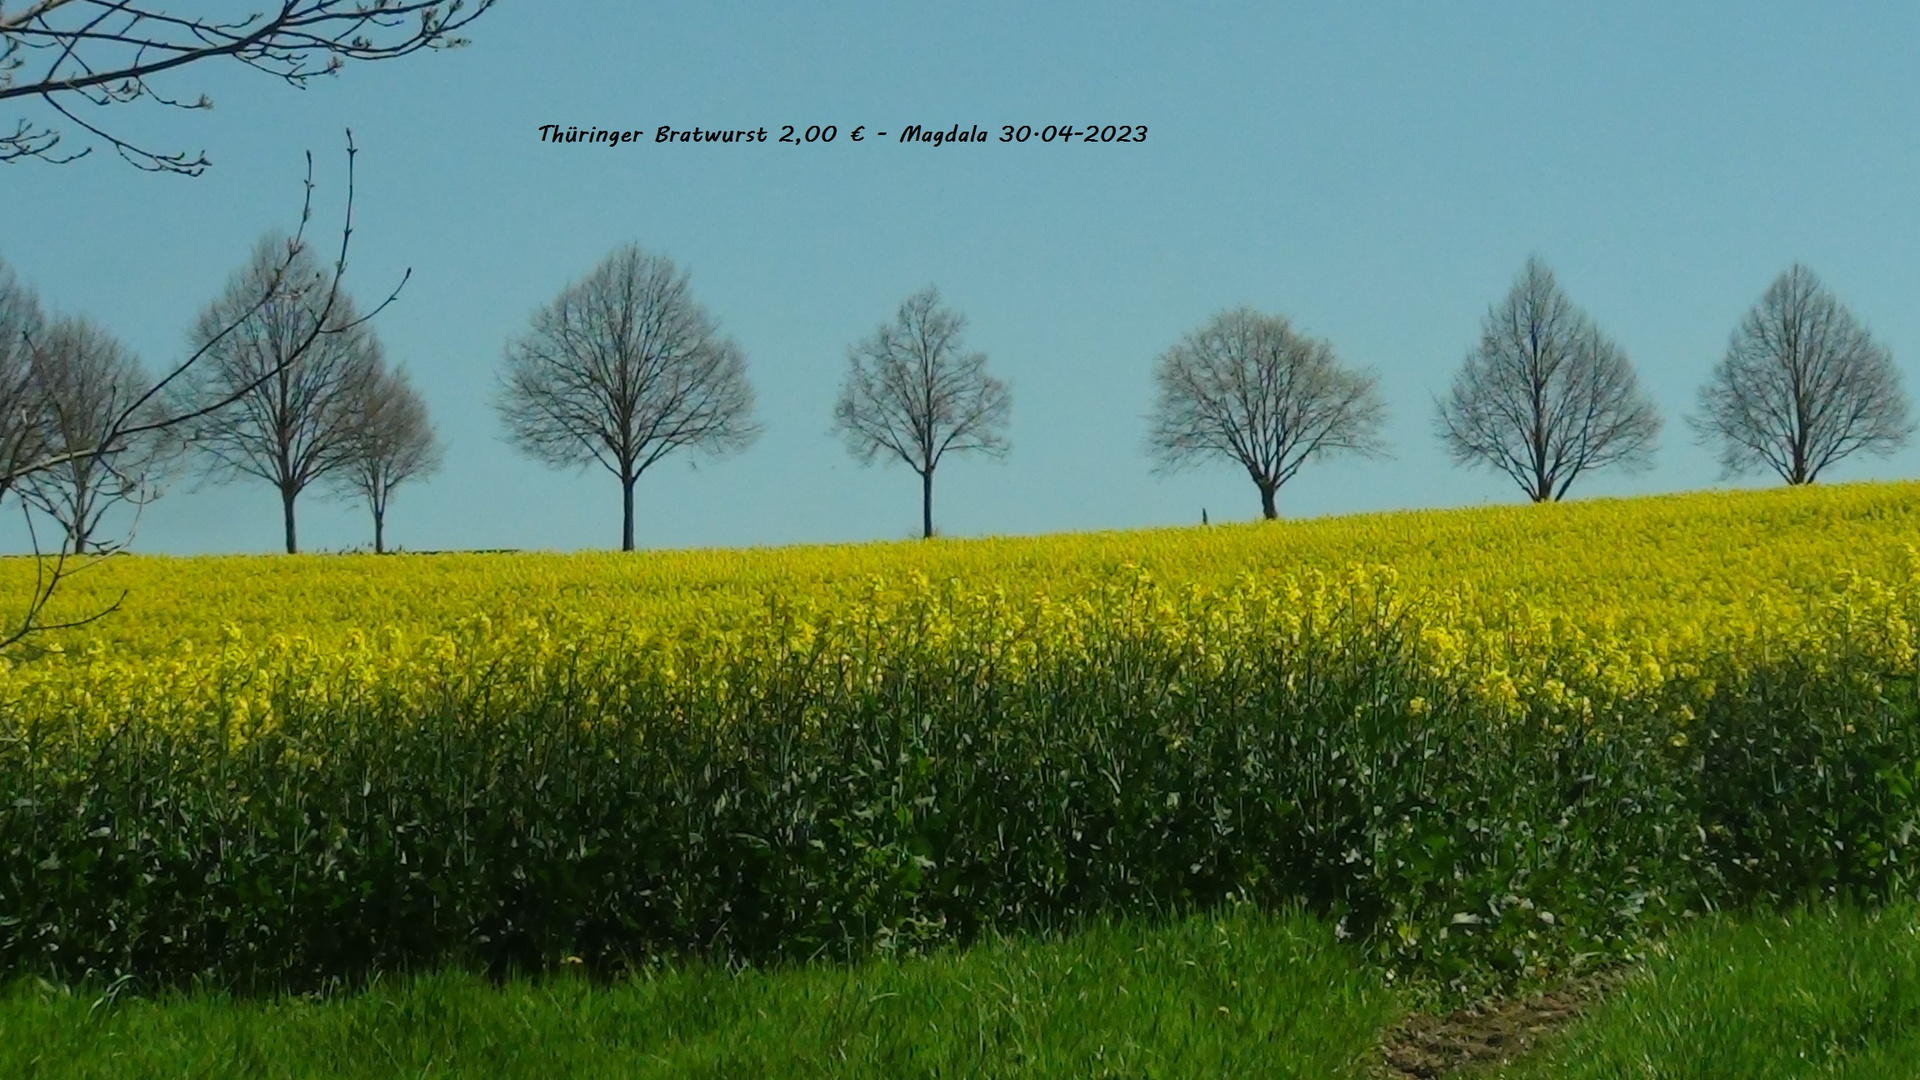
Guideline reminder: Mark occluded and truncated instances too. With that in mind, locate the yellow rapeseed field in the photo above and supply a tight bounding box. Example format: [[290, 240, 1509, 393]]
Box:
[[4, 480, 1919, 737]]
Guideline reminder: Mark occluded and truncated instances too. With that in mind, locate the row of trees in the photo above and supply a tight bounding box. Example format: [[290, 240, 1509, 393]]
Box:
[[3, 239, 1910, 557], [1147, 256, 1908, 518], [0, 3, 492, 646], [179, 237, 441, 554], [8, 6, 1906, 551], [5, 0, 496, 570], [492, 247, 1913, 543], [1432, 258, 1910, 501], [0, 235, 441, 557], [493, 248, 1014, 548]]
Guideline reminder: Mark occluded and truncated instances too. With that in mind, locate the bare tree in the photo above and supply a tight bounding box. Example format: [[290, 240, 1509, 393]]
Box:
[[172, 233, 384, 554], [337, 360, 439, 553], [832, 287, 1010, 539], [0, 254, 46, 501], [497, 244, 760, 552], [1434, 258, 1661, 503], [1691, 264, 1912, 485], [1147, 306, 1386, 519], [2, 0, 495, 173], [20, 314, 167, 552]]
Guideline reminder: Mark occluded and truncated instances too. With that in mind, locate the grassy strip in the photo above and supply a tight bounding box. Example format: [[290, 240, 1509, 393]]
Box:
[[0, 907, 1397, 1079], [1496, 902, 1920, 1079]]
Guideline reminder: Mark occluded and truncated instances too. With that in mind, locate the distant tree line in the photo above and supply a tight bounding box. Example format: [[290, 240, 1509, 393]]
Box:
[[0, 4, 483, 645], [1, 241, 1912, 558], [0, 242, 439, 558], [3, 0, 1906, 552], [492, 246, 1912, 542], [4, 2, 1910, 547]]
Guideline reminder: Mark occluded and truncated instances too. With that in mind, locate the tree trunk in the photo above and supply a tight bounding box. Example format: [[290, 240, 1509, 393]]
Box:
[[282, 485, 299, 554], [921, 468, 934, 539], [373, 507, 386, 555], [70, 477, 93, 554], [621, 472, 637, 552], [1789, 442, 1812, 484], [1259, 482, 1278, 520]]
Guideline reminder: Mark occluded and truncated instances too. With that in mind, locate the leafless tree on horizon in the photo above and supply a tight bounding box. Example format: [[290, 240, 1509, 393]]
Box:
[[1435, 257, 1661, 503], [496, 244, 760, 552], [337, 360, 439, 553], [20, 314, 171, 553], [171, 232, 386, 555], [1147, 305, 1387, 520], [832, 287, 1010, 540], [0, 256, 47, 505], [1691, 264, 1912, 486], [1, 0, 496, 173]]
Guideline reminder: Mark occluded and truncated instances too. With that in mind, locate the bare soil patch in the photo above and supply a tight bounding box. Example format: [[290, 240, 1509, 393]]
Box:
[[1373, 968, 1634, 1078]]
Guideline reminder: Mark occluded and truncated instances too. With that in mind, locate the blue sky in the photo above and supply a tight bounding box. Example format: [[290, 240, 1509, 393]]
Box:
[[5, 1, 1919, 554]]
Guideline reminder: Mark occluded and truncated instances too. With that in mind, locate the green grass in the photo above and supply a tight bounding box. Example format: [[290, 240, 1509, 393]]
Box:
[[1496, 901, 1920, 1079], [25, 897, 1920, 1078], [0, 906, 1398, 1079]]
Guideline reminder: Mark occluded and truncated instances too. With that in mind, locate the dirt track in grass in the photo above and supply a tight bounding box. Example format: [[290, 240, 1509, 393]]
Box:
[[1374, 968, 1633, 1078]]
